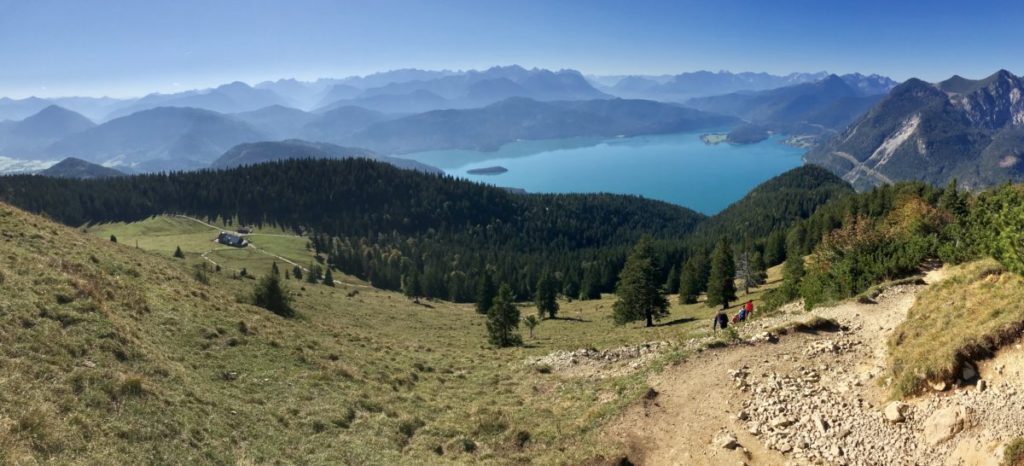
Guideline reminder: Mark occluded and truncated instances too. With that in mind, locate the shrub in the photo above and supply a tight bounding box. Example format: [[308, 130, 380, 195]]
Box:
[[398, 417, 425, 439], [192, 263, 210, 285], [252, 273, 295, 318], [1005, 438, 1024, 466]]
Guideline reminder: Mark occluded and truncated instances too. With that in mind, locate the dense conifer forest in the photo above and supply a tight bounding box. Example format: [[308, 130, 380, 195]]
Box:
[[0, 159, 852, 301]]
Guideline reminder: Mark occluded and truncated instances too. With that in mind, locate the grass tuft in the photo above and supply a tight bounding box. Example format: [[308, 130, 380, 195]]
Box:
[[888, 259, 1024, 399], [1006, 438, 1024, 466]]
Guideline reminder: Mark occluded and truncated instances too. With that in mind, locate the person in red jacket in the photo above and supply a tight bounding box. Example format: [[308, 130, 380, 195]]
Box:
[[745, 300, 754, 318]]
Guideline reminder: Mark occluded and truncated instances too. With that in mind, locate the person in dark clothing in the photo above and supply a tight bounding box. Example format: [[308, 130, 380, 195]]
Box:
[[712, 309, 729, 333]]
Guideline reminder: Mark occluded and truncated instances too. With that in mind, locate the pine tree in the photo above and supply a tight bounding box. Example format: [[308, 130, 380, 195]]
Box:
[[173, 246, 185, 259], [271, 261, 280, 276], [694, 249, 711, 293], [752, 250, 768, 285], [764, 230, 787, 266], [782, 242, 806, 297], [786, 223, 808, 258], [735, 249, 759, 295], [253, 272, 294, 318], [323, 268, 335, 286], [486, 284, 522, 347], [523, 315, 539, 339], [706, 239, 737, 309], [579, 265, 602, 300], [475, 271, 496, 314], [109, 234, 117, 243], [306, 263, 321, 284], [403, 271, 422, 303], [678, 256, 701, 304], [664, 264, 680, 294], [292, 265, 303, 280], [534, 272, 559, 319], [562, 275, 580, 302], [612, 237, 669, 327]]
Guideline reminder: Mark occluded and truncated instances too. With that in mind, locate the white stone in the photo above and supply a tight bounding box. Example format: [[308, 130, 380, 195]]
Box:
[[715, 431, 739, 450], [883, 402, 906, 423], [923, 406, 973, 445]]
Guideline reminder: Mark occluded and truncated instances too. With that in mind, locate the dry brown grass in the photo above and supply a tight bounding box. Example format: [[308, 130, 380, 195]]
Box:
[[888, 259, 1024, 399]]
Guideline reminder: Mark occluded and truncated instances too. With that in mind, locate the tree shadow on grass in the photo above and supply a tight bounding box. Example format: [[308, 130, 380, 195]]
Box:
[[654, 317, 697, 327], [545, 316, 591, 323]]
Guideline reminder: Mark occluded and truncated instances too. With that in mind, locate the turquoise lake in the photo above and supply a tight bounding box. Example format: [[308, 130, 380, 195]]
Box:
[[398, 132, 807, 214]]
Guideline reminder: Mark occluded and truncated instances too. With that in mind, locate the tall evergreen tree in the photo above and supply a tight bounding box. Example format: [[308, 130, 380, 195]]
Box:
[[323, 268, 335, 286], [764, 230, 787, 266], [271, 261, 280, 277], [403, 271, 422, 303], [579, 264, 602, 300], [306, 263, 322, 284], [663, 265, 681, 294], [782, 242, 806, 297], [173, 246, 185, 259], [534, 271, 559, 319], [612, 237, 669, 327], [706, 239, 737, 309], [486, 284, 522, 347], [475, 271, 496, 314], [735, 249, 760, 295], [786, 223, 809, 258], [562, 275, 580, 302], [694, 249, 711, 293], [678, 256, 701, 304], [752, 250, 768, 284], [292, 265, 303, 280]]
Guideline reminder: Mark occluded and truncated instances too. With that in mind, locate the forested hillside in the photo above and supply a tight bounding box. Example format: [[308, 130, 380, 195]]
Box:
[[0, 159, 707, 300], [0, 159, 849, 303]]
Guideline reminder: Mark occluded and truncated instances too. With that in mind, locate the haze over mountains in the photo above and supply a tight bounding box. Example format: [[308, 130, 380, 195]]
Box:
[[5, 64, 1024, 193]]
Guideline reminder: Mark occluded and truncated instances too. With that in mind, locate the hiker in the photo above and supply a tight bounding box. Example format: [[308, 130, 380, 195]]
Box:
[[712, 309, 729, 333], [736, 305, 748, 322], [745, 300, 754, 318]]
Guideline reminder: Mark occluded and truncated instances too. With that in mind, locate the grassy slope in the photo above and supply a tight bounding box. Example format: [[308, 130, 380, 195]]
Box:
[[1, 207, 783, 464], [888, 259, 1024, 399]]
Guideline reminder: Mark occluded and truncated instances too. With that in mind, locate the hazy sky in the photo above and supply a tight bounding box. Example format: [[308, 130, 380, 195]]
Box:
[[1, 0, 1022, 98]]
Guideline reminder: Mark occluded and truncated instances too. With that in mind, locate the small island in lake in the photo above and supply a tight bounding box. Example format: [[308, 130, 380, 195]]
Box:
[[467, 166, 509, 175], [700, 133, 729, 145]]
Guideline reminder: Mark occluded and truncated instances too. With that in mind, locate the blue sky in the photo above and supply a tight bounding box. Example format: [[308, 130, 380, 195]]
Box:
[[1, 0, 1022, 98]]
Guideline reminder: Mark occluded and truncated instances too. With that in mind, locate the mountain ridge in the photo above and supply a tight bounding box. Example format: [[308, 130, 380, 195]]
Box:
[[807, 70, 1024, 190]]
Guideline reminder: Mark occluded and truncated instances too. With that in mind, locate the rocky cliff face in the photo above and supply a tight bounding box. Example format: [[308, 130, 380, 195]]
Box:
[[807, 70, 1024, 191]]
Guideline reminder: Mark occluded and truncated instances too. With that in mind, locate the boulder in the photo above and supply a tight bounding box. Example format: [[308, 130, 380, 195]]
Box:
[[977, 379, 987, 392], [883, 401, 906, 423], [930, 380, 948, 392], [714, 431, 739, 450], [923, 406, 973, 445]]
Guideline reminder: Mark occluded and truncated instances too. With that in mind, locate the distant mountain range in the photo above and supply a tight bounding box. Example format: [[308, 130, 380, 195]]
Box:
[[313, 65, 612, 114], [588, 71, 896, 102], [686, 74, 896, 142], [0, 105, 96, 155], [211, 139, 441, 173], [38, 157, 124, 179], [46, 107, 265, 172], [807, 70, 1024, 190], [105, 82, 290, 120], [345, 97, 738, 153]]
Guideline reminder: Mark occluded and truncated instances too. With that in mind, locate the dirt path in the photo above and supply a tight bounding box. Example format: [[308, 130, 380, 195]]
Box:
[[607, 270, 948, 465]]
